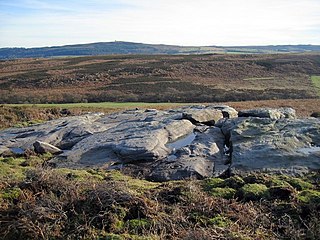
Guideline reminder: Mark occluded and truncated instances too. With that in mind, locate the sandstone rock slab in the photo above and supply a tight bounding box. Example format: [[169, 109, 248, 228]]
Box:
[[227, 117, 320, 174], [238, 107, 296, 119], [182, 109, 223, 125]]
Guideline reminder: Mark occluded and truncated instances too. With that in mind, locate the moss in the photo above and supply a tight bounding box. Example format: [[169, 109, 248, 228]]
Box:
[[114, 206, 128, 219], [21, 155, 45, 167], [53, 168, 105, 181], [239, 184, 269, 201], [208, 215, 231, 228], [28, 119, 44, 125], [105, 171, 160, 194], [297, 190, 320, 204], [40, 152, 54, 160], [267, 177, 291, 188], [1, 187, 22, 201], [109, 206, 128, 232], [208, 187, 236, 199], [223, 176, 245, 189], [127, 219, 151, 232], [13, 120, 44, 128], [0, 157, 29, 181], [2, 157, 16, 164], [243, 174, 269, 185], [203, 177, 224, 190], [286, 178, 313, 191], [112, 220, 125, 232]]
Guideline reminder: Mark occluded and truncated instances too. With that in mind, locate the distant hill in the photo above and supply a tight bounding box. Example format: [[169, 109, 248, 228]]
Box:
[[1, 41, 320, 59]]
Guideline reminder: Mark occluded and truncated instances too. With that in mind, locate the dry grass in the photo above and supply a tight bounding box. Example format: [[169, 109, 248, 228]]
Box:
[[0, 54, 319, 104], [1, 163, 320, 240]]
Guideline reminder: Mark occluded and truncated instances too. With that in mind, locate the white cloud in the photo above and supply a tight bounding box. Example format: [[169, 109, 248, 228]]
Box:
[[0, 0, 319, 47]]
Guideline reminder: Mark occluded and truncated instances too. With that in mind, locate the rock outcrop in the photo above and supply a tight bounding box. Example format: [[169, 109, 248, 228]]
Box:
[[226, 117, 320, 175], [0, 105, 319, 181], [238, 108, 296, 119]]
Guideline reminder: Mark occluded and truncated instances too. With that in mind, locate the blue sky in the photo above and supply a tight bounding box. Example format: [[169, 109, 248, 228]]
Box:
[[1, 0, 320, 47]]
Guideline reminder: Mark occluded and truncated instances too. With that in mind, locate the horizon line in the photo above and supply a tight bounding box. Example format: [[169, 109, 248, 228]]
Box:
[[1, 41, 320, 49]]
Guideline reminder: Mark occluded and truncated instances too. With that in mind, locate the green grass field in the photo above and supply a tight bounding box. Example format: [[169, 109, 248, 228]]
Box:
[[311, 75, 320, 96]]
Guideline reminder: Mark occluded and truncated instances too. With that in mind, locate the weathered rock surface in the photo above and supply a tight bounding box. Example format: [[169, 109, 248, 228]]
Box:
[[149, 127, 227, 181], [182, 108, 224, 125], [33, 141, 63, 154], [238, 107, 296, 119], [0, 105, 319, 180], [221, 117, 320, 175], [207, 105, 238, 118]]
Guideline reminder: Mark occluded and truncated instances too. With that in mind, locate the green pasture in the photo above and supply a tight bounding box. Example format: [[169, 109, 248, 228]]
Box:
[[311, 75, 320, 96]]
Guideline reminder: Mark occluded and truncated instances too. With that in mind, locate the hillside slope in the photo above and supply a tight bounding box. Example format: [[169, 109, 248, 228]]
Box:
[[0, 53, 319, 103]]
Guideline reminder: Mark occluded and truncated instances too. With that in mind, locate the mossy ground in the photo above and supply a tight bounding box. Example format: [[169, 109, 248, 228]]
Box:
[[0, 153, 320, 239]]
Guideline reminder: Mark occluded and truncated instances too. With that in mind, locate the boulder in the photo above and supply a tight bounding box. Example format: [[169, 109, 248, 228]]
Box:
[[278, 108, 296, 119], [33, 141, 63, 154], [148, 157, 214, 181], [0, 145, 10, 156], [182, 109, 223, 125], [238, 107, 296, 119], [207, 105, 238, 118], [227, 117, 320, 175]]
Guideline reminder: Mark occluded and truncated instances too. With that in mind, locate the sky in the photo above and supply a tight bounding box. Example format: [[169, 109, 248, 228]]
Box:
[[0, 0, 320, 48]]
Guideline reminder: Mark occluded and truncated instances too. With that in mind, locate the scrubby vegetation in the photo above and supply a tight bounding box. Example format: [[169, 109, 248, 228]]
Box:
[[1, 152, 320, 239], [1, 54, 319, 104]]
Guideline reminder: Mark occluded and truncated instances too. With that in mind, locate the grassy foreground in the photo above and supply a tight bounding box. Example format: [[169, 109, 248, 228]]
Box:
[[1, 102, 320, 239], [1, 153, 320, 240]]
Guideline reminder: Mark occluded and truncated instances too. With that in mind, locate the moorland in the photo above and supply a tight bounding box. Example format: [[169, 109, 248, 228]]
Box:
[[1, 53, 320, 104]]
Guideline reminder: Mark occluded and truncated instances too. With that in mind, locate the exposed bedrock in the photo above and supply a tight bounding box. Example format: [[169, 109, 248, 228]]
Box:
[[223, 117, 320, 175], [0, 105, 319, 181]]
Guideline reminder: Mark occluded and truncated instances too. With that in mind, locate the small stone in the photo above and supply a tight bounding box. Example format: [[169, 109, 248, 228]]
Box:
[[182, 109, 223, 125], [33, 141, 63, 154]]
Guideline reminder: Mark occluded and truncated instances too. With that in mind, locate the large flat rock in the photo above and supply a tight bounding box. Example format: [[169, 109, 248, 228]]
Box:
[[0, 105, 319, 180]]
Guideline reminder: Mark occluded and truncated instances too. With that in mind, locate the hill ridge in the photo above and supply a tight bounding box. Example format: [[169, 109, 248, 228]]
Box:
[[1, 41, 320, 59]]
